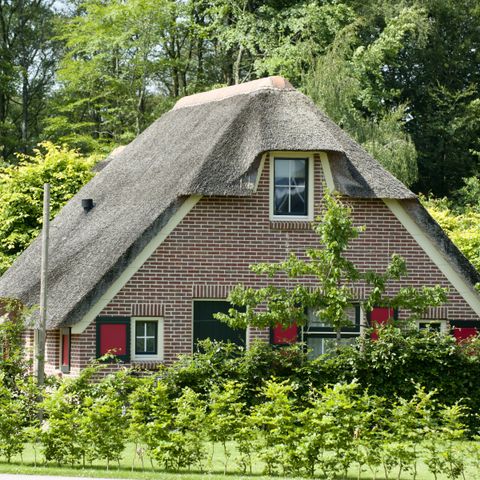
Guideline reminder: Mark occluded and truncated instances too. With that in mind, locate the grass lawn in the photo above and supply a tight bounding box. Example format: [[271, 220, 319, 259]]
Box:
[[0, 442, 476, 479]]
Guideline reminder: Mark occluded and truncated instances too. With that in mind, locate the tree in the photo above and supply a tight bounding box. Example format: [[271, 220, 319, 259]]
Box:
[[48, 0, 203, 151], [422, 194, 480, 272], [0, 142, 96, 273], [347, 0, 480, 196], [0, 0, 59, 160], [304, 6, 429, 187], [215, 192, 447, 346]]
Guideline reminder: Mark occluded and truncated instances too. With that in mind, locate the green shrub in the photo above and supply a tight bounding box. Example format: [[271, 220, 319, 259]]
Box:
[[324, 326, 480, 432]]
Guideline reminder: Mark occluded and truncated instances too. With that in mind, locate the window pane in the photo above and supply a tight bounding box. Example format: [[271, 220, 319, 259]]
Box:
[[275, 186, 289, 214], [136, 321, 145, 337], [135, 338, 144, 354], [419, 322, 441, 332], [291, 159, 306, 186], [345, 306, 358, 327], [146, 337, 156, 353], [289, 186, 306, 214], [146, 322, 156, 336], [307, 307, 359, 330], [274, 159, 290, 186], [306, 336, 326, 358], [306, 336, 357, 359], [307, 309, 327, 327]]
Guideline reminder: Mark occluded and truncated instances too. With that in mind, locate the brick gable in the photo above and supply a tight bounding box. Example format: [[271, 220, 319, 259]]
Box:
[[55, 153, 479, 374]]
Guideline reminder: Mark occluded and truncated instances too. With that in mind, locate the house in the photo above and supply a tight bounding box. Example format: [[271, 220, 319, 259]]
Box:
[[0, 76, 479, 376]]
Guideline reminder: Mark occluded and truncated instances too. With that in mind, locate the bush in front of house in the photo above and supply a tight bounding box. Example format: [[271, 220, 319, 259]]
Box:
[[317, 326, 480, 433], [3, 326, 480, 478], [155, 330, 480, 432]]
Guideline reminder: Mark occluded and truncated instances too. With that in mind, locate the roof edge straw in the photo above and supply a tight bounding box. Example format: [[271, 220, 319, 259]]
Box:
[[36, 183, 50, 386]]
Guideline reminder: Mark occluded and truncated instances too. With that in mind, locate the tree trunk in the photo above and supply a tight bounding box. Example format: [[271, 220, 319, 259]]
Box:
[[234, 44, 244, 85], [21, 69, 28, 149]]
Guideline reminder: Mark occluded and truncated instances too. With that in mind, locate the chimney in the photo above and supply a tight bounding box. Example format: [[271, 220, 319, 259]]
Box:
[[81, 199, 94, 213]]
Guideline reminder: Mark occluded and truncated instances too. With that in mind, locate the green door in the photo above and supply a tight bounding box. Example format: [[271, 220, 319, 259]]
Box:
[[193, 301, 246, 349]]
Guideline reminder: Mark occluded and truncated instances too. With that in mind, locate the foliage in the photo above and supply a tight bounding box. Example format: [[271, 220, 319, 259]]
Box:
[[0, 375, 27, 462], [0, 335, 480, 477], [207, 380, 245, 473], [128, 376, 174, 469], [81, 391, 127, 468], [0, 298, 34, 385], [422, 194, 480, 271], [0, 0, 60, 160], [41, 382, 88, 466], [304, 6, 428, 186], [454, 176, 480, 212], [0, 142, 96, 273], [41, 361, 133, 467], [250, 379, 299, 475]]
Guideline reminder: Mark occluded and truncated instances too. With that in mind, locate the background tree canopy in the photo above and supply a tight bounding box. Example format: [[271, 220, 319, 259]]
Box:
[[0, 0, 478, 269]]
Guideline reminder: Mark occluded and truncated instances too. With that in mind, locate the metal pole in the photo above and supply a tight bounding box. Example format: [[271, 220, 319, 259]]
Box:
[[36, 183, 50, 386]]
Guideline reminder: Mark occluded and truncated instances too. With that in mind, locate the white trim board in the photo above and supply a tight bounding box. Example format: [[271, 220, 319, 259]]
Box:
[[319, 152, 336, 192], [384, 199, 480, 318], [72, 195, 202, 334], [253, 154, 266, 192]]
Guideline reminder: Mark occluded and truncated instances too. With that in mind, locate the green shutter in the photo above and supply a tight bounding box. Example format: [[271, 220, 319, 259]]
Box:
[[193, 301, 245, 349]]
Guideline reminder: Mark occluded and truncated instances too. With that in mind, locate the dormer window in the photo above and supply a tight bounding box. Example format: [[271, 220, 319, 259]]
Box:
[[270, 153, 314, 220]]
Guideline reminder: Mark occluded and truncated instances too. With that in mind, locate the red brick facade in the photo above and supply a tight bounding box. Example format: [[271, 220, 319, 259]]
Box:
[[36, 153, 479, 375]]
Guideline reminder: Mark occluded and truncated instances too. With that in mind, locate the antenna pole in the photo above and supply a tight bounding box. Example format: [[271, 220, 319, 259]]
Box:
[[36, 183, 50, 386]]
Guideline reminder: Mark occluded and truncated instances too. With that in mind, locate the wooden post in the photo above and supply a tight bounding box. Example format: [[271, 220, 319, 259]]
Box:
[[36, 183, 50, 386]]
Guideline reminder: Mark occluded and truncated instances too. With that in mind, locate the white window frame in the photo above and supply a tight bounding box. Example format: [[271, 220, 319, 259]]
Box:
[[416, 319, 447, 333], [131, 317, 164, 362], [269, 151, 314, 221]]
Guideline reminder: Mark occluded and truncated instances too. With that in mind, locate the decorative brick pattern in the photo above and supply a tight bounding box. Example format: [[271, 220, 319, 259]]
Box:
[[422, 306, 449, 320], [192, 284, 236, 299], [36, 152, 479, 376], [131, 303, 164, 317], [269, 221, 312, 231], [349, 286, 365, 300]]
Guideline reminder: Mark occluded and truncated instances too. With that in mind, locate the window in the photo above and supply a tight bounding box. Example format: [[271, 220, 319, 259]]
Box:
[[131, 317, 163, 361], [193, 301, 245, 350], [302, 305, 361, 358], [417, 320, 447, 333], [96, 317, 130, 362], [270, 154, 313, 220]]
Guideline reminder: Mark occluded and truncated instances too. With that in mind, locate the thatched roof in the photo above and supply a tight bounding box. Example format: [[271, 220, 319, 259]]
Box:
[[0, 77, 477, 328]]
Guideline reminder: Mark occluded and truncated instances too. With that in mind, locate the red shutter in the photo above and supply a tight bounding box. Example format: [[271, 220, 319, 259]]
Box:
[[370, 307, 395, 340], [60, 328, 71, 372], [61, 335, 69, 366], [453, 327, 478, 343], [272, 324, 298, 345], [99, 323, 128, 356]]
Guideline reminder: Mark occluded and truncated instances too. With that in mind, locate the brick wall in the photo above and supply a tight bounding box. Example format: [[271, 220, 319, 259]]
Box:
[[56, 153, 479, 374], [20, 328, 60, 376]]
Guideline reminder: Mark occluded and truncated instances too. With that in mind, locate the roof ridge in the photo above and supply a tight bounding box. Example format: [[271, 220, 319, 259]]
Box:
[[173, 76, 294, 110]]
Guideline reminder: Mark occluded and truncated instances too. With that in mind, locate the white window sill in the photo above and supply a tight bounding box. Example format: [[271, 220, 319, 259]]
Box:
[[131, 355, 163, 362], [270, 215, 313, 222]]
